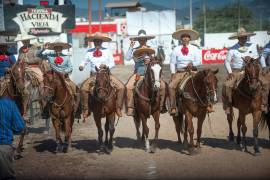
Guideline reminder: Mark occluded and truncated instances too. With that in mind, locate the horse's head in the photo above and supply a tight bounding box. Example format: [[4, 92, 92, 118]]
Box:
[[203, 69, 219, 104], [43, 71, 55, 102], [244, 57, 260, 92], [10, 61, 25, 91], [95, 65, 111, 100], [145, 58, 162, 92]]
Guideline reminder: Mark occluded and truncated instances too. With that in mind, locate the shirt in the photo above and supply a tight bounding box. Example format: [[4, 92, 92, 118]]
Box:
[[125, 45, 151, 75], [0, 53, 16, 77], [225, 42, 259, 73], [80, 47, 115, 73], [260, 41, 270, 68], [170, 44, 201, 74], [40, 49, 73, 74], [0, 97, 25, 145]]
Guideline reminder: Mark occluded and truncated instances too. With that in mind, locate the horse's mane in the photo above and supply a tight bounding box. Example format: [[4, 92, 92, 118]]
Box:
[[53, 71, 70, 94]]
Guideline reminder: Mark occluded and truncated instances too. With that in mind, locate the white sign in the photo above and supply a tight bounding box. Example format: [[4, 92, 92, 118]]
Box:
[[12, 7, 67, 35]]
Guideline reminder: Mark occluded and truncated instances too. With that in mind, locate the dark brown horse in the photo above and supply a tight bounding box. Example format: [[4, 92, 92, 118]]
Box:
[[173, 69, 218, 154], [87, 66, 118, 154], [43, 71, 74, 153], [133, 59, 163, 153], [223, 58, 262, 155]]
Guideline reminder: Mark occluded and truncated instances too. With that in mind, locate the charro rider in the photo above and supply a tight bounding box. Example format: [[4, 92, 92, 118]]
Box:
[[125, 29, 167, 116], [259, 30, 270, 113], [0, 39, 16, 96], [169, 28, 213, 115], [15, 33, 44, 118], [79, 32, 125, 119], [222, 27, 264, 114], [39, 40, 80, 114]]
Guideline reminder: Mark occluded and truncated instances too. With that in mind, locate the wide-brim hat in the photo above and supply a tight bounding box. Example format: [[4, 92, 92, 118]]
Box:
[[229, 27, 256, 40], [133, 46, 155, 57], [172, 29, 199, 41], [48, 40, 71, 50], [130, 29, 155, 41], [87, 32, 112, 42], [14, 33, 36, 42]]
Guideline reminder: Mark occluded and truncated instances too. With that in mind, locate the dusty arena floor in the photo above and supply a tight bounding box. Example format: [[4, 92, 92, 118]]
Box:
[[13, 65, 270, 179]]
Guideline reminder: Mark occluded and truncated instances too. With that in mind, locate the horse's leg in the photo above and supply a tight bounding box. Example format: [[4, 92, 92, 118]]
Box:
[[134, 113, 141, 141], [186, 112, 195, 151], [227, 108, 234, 141], [94, 114, 104, 151], [173, 115, 182, 144], [252, 111, 261, 154], [236, 116, 242, 145], [63, 117, 72, 153], [108, 113, 115, 151], [183, 115, 188, 149], [52, 118, 62, 152], [196, 113, 206, 148], [16, 127, 27, 156], [141, 115, 150, 152], [104, 117, 109, 147], [151, 111, 160, 153], [239, 112, 247, 152]]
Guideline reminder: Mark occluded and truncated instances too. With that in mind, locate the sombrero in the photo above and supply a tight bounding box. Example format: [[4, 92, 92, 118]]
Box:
[[48, 39, 71, 50], [228, 27, 256, 40], [14, 33, 36, 41], [130, 29, 155, 41], [87, 32, 112, 42], [172, 29, 199, 41], [133, 46, 155, 57]]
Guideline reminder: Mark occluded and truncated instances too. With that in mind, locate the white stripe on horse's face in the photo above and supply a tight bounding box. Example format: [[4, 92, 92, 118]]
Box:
[[151, 64, 161, 88]]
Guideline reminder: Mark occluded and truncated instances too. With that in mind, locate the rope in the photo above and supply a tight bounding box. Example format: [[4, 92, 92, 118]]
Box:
[[189, 72, 207, 107]]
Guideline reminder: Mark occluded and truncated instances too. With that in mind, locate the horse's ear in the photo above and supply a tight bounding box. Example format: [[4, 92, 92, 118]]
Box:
[[95, 66, 99, 72], [212, 68, 219, 74]]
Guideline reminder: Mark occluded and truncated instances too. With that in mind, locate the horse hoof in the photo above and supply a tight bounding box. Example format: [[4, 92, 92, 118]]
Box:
[[150, 144, 157, 153], [183, 142, 189, 149], [228, 135, 234, 142]]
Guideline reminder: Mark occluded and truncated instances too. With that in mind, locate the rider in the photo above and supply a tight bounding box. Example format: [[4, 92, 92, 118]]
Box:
[[79, 32, 125, 118], [169, 29, 203, 115], [39, 40, 80, 114], [15, 33, 44, 118], [125, 29, 167, 116], [223, 27, 261, 114], [0, 40, 16, 96], [259, 30, 270, 113]]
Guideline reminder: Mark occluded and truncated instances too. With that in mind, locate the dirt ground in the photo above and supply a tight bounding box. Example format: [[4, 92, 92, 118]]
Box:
[[13, 64, 270, 180]]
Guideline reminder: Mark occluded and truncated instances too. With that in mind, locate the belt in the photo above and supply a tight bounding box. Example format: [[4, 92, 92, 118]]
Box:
[[232, 68, 243, 72], [27, 63, 39, 67]]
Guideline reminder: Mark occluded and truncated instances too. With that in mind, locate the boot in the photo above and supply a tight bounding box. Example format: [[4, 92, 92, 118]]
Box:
[[169, 88, 177, 115], [126, 89, 135, 116], [81, 90, 90, 118], [261, 84, 269, 113], [115, 86, 125, 117]]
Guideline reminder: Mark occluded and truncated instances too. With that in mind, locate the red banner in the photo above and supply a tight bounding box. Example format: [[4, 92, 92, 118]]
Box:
[[202, 48, 228, 64]]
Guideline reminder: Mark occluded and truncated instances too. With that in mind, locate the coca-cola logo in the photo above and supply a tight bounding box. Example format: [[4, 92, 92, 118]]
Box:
[[203, 49, 228, 61]]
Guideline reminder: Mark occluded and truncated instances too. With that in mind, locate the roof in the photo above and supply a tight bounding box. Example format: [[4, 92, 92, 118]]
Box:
[[105, 1, 140, 8]]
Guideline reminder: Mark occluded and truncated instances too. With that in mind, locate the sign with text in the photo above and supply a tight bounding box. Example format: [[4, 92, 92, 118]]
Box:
[[202, 48, 228, 64], [2, 4, 75, 35]]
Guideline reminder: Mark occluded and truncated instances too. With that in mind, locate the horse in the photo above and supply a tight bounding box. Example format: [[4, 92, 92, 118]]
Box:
[[88, 66, 118, 154], [222, 58, 262, 155], [156, 45, 165, 66], [173, 69, 218, 154], [133, 59, 163, 153], [43, 70, 75, 153]]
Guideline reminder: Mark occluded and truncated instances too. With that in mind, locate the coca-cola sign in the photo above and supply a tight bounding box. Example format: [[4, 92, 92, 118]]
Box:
[[202, 48, 228, 64]]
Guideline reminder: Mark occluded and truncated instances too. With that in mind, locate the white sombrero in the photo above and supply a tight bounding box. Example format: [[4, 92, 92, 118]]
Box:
[[14, 33, 36, 42], [228, 27, 256, 40], [87, 32, 112, 42], [133, 46, 155, 57], [130, 30, 155, 41], [172, 29, 199, 41], [48, 39, 71, 50]]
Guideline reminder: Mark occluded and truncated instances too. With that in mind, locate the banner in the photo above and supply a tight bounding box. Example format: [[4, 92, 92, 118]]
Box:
[[202, 48, 228, 64], [2, 4, 75, 35]]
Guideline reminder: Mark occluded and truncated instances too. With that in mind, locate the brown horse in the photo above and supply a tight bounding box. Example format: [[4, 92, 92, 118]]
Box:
[[133, 59, 163, 153], [173, 69, 218, 154], [223, 58, 262, 155], [43, 71, 74, 153], [88, 66, 118, 154]]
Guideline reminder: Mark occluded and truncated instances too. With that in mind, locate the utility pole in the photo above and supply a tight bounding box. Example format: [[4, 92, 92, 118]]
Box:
[[88, 0, 92, 47], [98, 0, 102, 32], [190, 0, 193, 29], [203, 0, 206, 46], [238, 0, 240, 29]]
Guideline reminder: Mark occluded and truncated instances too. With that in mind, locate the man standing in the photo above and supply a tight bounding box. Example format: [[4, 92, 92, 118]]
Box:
[[79, 32, 125, 119], [169, 29, 202, 115], [223, 27, 260, 114], [259, 30, 270, 112], [0, 96, 25, 179], [125, 29, 167, 116]]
